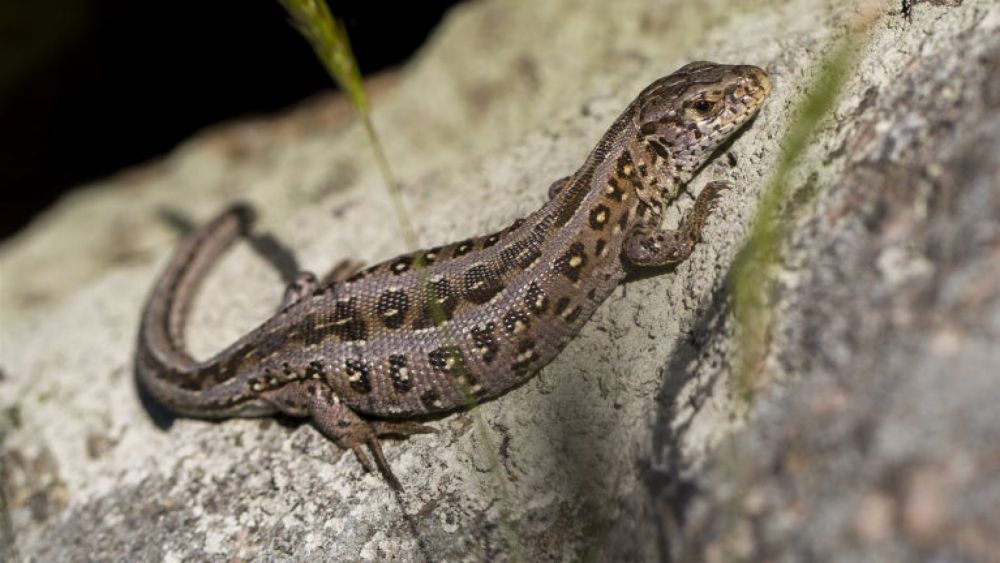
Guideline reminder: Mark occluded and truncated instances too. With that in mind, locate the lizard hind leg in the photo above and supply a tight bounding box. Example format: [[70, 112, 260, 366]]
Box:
[[281, 380, 432, 489], [279, 271, 319, 310], [319, 258, 366, 286], [623, 180, 730, 268], [278, 259, 366, 311]]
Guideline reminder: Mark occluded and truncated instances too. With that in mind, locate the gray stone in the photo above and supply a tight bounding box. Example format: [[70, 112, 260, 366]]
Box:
[[2, 0, 998, 561]]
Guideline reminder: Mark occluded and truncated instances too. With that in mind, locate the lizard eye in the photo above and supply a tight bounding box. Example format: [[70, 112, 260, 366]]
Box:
[[693, 99, 714, 113]]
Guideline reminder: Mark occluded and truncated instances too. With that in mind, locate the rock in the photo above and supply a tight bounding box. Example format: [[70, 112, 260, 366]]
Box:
[[2, 0, 998, 560]]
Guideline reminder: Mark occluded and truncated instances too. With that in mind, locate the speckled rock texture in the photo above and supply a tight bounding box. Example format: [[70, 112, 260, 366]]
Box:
[[2, 0, 998, 561]]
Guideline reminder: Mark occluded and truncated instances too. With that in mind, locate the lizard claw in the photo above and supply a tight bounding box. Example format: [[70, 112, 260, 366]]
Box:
[[364, 436, 403, 490]]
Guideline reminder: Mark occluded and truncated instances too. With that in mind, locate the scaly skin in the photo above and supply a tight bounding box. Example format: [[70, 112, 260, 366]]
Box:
[[137, 61, 771, 488]]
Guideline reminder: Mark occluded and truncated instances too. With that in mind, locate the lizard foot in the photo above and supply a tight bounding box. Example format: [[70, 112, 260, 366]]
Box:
[[623, 180, 730, 268], [303, 381, 429, 489]]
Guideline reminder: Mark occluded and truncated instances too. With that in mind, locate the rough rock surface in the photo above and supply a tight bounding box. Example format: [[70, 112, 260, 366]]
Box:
[[2, 0, 998, 561]]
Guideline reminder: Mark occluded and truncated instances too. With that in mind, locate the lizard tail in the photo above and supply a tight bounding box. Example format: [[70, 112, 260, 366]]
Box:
[[136, 203, 271, 417]]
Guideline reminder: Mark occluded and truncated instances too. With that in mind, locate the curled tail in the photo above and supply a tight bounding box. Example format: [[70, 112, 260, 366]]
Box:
[[136, 203, 271, 417]]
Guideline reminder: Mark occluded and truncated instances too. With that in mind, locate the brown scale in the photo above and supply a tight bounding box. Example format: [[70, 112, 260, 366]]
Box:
[[137, 61, 772, 487]]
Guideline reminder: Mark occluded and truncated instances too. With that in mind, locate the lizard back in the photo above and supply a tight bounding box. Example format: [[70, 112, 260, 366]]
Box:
[[136, 62, 770, 484]]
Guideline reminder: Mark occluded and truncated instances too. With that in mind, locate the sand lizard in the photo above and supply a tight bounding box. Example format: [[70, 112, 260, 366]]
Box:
[[136, 61, 771, 488]]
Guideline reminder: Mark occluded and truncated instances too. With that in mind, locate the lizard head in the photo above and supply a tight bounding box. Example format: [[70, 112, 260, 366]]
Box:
[[632, 61, 771, 183]]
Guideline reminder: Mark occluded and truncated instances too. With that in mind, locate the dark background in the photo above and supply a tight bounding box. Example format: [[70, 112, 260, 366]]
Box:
[[0, 0, 466, 240]]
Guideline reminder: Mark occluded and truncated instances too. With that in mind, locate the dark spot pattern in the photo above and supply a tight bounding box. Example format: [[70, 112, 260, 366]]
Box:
[[390, 255, 413, 275], [428, 345, 466, 377], [647, 139, 671, 161], [463, 263, 503, 304], [554, 297, 571, 316], [420, 390, 441, 410], [328, 298, 368, 342], [345, 359, 371, 393], [605, 178, 625, 202], [589, 204, 610, 230], [524, 282, 548, 314], [388, 355, 411, 392], [482, 233, 501, 248], [302, 312, 328, 346], [595, 238, 608, 257], [637, 162, 649, 180], [421, 246, 443, 266], [305, 360, 326, 379], [618, 208, 631, 231], [452, 239, 475, 257], [512, 339, 537, 376], [562, 304, 582, 323], [470, 322, 499, 364], [616, 152, 634, 178], [376, 289, 409, 329], [503, 308, 531, 334], [554, 242, 587, 282], [414, 277, 458, 328]]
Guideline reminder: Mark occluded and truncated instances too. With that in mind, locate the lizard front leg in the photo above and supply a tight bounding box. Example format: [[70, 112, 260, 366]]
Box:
[[623, 181, 729, 267], [265, 381, 433, 489]]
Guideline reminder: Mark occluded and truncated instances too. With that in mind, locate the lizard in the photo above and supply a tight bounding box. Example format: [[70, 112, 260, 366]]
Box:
[[136, 61, 771, 489]]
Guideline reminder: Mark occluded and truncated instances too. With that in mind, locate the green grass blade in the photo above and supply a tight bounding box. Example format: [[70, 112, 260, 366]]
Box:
[[276, 2, 522, 558], [730, 6, 881, 399]]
